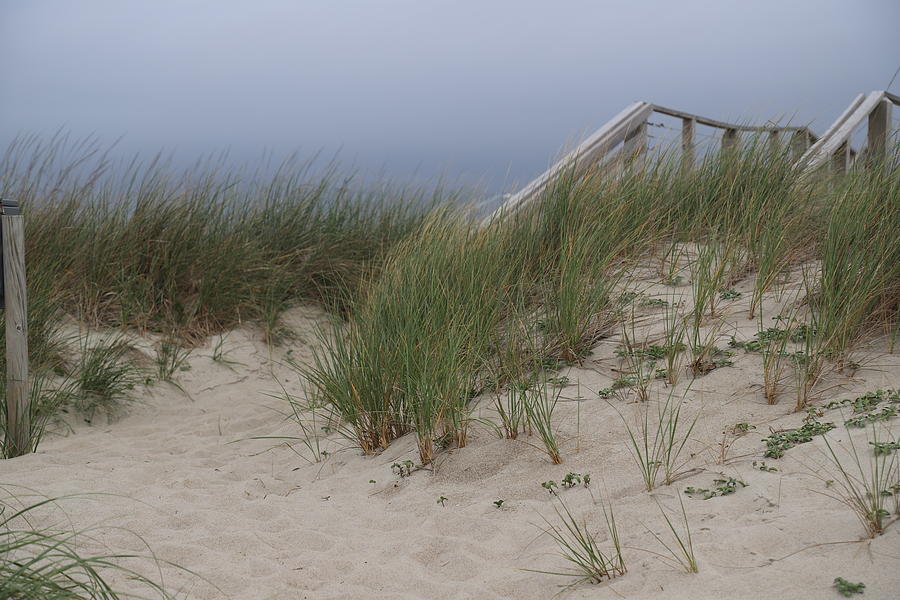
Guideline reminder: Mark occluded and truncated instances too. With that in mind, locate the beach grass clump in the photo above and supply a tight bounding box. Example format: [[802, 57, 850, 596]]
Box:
[[2, 133, 898, 461], [74, 336, 140, 423], [303, 211, 526, 463], [530, 496, 626, 589], [807, 165, 899, 359], [646, 495, 698, 573], [523, 377, 563, 464], [615, 387, 698, 491], [821, 424, 898, 537], [3, 134, 439, 343], [0, 489, 183, 599]]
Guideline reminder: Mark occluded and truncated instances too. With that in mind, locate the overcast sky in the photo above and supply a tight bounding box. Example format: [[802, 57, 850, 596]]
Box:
[[2, 1, 898, 192]]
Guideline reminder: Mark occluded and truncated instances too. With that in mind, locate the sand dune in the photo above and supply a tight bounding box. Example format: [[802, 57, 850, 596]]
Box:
[[4, 284, 899, 599]]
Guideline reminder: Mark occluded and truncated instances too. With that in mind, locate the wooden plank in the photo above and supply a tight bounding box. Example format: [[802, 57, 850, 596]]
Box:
[[867, 98, 892, 165], [652, 104, 805, 132], [486, 101, 653, 220], [3, 201, 29, 457], [681, 117, 695, 169]]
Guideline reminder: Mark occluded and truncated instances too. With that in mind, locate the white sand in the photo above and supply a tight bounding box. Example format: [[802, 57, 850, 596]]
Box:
[[3, 272, 900, 599]]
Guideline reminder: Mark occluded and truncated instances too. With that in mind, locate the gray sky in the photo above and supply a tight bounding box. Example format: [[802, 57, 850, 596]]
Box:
[[2, 0, 898, 192]]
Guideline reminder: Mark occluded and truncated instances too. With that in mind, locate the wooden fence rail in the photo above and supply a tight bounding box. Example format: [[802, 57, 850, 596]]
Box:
[[489, 90, 897, 221]]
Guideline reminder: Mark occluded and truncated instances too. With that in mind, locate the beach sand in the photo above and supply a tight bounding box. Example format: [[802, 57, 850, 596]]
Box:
[[4, 270, 899, 599]]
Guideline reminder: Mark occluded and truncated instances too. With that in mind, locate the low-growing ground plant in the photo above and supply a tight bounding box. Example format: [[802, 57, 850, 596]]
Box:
[[392, 460, 415, 478], [762, 413, 836, 459], [833, 577, 865, 597], [684, 477, 748, 500]]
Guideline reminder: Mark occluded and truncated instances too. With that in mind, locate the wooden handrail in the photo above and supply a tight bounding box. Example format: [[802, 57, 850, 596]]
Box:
[[486, 100, 819, 222], [797, 90, 895, 173], [651, 104, 812, 134], [488, 90, 896, 222]]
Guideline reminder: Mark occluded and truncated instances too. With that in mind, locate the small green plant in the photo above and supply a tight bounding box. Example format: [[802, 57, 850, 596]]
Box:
[[548, 376, 570, 388], [719, 288, 741, 300], [684, 477, 748, 500], [870, 441, 900, 456], [752, 461, 778, 472], [643, 297, 669, 307], [844, 406, 898, 428], [437, 496, 448, 507], [391, 460, 415, 478], [541, 481, 558, 494], [493, 499, 505, 508], [833, 577, 865, 597], [762, 418, 836, 458], [825, 389, 899, 412], [560, 472, 591, 488], [662, 274, 684, 286], [597, 388, 614, 399]]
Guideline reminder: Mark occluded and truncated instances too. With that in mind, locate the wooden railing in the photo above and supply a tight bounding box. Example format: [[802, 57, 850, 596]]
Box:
[[797, 90, 898, 173], [489, 90, 897, 221]]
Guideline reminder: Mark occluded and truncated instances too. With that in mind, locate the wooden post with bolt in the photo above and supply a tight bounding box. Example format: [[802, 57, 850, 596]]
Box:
[[2, 198, 29, 457]]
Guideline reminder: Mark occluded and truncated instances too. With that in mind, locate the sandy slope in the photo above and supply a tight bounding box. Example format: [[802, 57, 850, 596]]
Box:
[[3, 277, 899, 599]]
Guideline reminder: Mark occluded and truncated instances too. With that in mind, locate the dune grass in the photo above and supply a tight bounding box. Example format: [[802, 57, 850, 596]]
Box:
[[530, 496, 626, 590], [301, 143, 897, 462], [0, 488, 186, 599], [0, 134, 897, 458], [0, 135, 442, 455]]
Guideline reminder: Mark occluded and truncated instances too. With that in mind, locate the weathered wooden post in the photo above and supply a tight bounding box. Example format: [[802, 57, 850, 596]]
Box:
[[867, 98, 892, 166], [832, 141, 850, 175], [622, 119, 648, 167], [681, 117, 696, 170], [2, 198, 29, 457], [790, 130, 809, 162], [768, 130, 780, 154], [722, 128, 739, 156]]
